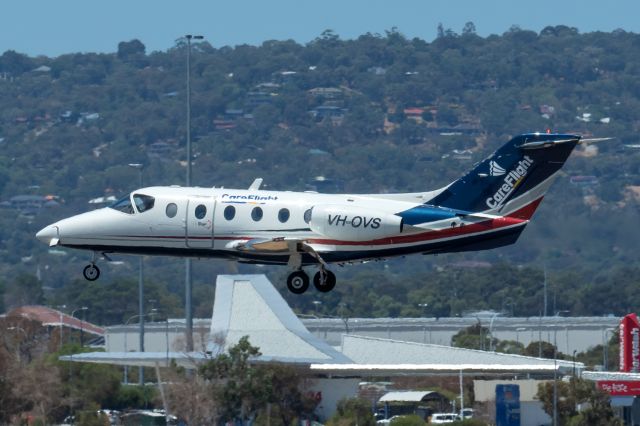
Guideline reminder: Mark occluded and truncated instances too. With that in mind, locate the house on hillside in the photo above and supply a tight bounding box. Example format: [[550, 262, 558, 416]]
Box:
[[3, 195, 60, 215], [147, 141, 174, 158], [32, 65, 51, 73], [255, 82, 280, 91], [404, 107, 425, 121], [570, 175, 599, 187], [246, 91, 275, 106], [308, 87, 343, 99], [309, 105, 346, 125]]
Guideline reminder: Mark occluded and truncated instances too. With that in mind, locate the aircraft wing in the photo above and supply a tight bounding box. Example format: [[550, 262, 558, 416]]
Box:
[[225, 237, 328, 266]]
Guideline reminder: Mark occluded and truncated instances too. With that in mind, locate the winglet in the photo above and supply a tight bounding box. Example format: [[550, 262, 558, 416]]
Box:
[[248, 178, 263, 190]]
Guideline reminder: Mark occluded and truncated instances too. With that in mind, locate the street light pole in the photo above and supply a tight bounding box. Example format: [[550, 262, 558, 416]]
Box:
[[123, 313, 147, 385], [129, 163, 145, 384], [553, 327, 558, 426], [418, 303, 429, 317], [183, 34, 203, 353], [489, 313, 499, 351]]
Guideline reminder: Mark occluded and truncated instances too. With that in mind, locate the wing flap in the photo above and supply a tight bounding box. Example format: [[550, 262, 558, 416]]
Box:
[[226, 237, 299, 253]]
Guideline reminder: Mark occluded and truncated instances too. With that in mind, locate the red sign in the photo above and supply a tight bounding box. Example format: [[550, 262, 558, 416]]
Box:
[[620, 314, 640, 372], [598, 380, 640, 396]]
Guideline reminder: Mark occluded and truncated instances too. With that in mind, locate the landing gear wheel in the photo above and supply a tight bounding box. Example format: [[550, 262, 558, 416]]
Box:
[[287, 271, 309, 294], [313, 270, 336, 293], [83, 264, 100, 281]]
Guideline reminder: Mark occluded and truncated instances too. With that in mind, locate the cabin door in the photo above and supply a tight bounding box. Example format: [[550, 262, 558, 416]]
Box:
[[186, 197, 215, 248]]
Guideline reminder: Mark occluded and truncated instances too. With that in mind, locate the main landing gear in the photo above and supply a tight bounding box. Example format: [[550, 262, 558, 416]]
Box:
[[285, 244, 337, 294], [286, 269, 336, 294]]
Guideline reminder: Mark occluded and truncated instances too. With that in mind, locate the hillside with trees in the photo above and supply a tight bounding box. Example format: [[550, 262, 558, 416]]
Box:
[[1, 24, 640, 323]]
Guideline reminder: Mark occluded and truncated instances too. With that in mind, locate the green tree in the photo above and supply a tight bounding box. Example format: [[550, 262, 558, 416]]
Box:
[[390, 414, 426, 425], [199, 336, 316, 424], [0, 50, 35, 74], [199, 336, 266, 421], [462, 22, 477, 36], [451, 323, 494, 350], [326, 397, 375, 426], [524, 341, 558, 359], [495, 340, 525, 355], [537, 379, 621, 425], [4, 274, 44, 308], [117, 39, 146, 60], [262, 364, 318, 425]]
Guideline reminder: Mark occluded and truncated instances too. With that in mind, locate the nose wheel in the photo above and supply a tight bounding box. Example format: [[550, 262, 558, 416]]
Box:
[[83, 264, 100, 281], [286, 270, 309, 294]]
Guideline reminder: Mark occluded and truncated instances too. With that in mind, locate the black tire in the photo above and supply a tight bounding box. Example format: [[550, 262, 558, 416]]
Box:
[[287, 271, 309, 294], [83, 264, 100, 281], [313, 270, 336, 293]]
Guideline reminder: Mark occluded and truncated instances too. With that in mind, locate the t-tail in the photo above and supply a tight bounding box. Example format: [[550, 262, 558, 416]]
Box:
[[426, 133, 581, 218]]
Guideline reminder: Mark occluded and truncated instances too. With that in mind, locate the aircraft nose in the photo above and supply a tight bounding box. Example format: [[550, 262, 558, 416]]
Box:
[[36, 225, 59, 245]]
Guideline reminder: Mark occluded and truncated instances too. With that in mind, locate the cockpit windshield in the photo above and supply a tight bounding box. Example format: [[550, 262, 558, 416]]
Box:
[[109, 193, 156, 214], [133, 193, 155, 213], [109, 194, 135, 214]]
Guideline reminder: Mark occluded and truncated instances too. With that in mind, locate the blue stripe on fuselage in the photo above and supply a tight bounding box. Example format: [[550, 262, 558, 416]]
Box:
[[396, 204, 459, 225]]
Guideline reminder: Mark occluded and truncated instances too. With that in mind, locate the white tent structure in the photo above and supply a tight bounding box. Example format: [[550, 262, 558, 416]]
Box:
[[62, 274, 584, 419]]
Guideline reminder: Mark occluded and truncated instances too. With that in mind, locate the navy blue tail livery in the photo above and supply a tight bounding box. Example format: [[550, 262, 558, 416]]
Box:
[[427, 133, 580, 213], [36, 132, 584, 295]]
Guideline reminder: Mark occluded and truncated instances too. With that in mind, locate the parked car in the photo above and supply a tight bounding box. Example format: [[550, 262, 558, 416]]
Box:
[[376, 415, 407, 425], [430, 412, 459, 423], [460, 408, 474, 419]]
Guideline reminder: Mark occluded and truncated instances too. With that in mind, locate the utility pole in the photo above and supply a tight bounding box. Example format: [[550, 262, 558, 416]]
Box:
[[553, 329, 558, 426], [183, 34, 203, 352], [543, 265, 548, 317], [129, 162, 145, 384]]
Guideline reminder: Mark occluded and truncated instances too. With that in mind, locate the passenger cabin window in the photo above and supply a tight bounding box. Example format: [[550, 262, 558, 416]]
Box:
[[224, 205, 236, 221], [251, 207, 263, 221], [110, 194, 135, 214], [166, 203, 178, 218], [278, 208, 290, 223], [195, 204, 207, 219], [303, 208, 312, 224], [133, 194, 155, 213]]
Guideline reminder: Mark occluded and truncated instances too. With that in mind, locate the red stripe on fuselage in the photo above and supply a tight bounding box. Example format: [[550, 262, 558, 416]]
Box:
[[305, 196, 543, 247]]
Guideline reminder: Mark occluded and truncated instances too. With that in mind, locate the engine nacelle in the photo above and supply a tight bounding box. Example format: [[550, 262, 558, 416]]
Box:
[[309, 205, 403, 242]]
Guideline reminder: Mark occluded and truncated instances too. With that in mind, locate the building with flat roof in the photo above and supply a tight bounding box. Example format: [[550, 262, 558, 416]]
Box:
[[64, 275, 584, 420]]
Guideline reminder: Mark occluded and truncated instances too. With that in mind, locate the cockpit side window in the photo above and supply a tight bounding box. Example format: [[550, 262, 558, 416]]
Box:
[[109, 194, 135, 214], [133, 194, 155, 213]]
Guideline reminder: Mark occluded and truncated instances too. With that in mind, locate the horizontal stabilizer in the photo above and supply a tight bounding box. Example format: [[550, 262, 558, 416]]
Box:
[[579, 137, 614, 144], [518, 138, 579, 150]]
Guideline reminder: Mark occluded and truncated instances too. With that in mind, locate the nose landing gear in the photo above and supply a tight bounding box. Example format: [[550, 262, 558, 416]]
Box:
[[81, 252, 110, 281], [83, 263, 100, 281]]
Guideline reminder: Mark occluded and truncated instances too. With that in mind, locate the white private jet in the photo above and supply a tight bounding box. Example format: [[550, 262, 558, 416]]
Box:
[[36, 133, 593, 294]]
